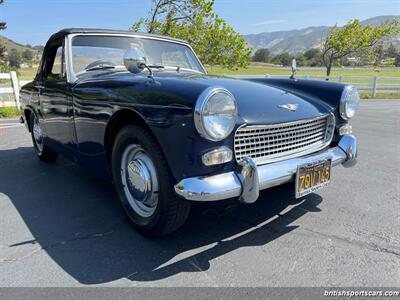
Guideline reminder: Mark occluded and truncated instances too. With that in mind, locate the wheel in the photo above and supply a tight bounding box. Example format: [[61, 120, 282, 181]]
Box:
[[111, 124, 191, 236], [30, 113, 58, 162]]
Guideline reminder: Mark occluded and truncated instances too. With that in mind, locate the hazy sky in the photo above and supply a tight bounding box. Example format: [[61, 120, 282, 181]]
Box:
[[1, 0, 399, 45]]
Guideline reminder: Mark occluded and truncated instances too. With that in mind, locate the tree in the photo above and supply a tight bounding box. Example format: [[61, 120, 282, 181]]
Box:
[[387, 43, 398, 58], [304, 48, 321, 65], [322, 19, 400, 76], [253, 48, 270, 62], [294, 54, 308, 67], [0, 0, 6, 59], [372, 44, 385, 65], [271, 52, 293, 66], [299, 48, 322, 66], [304, 48, 320, 61], [22, 49, 34, 61], [132, 0, 251, 69], [8, 49, 21, 68], [395, 54, 400, 67]]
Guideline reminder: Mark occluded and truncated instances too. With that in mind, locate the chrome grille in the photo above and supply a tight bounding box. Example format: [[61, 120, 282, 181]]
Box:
[[234, 115, 335, 165]]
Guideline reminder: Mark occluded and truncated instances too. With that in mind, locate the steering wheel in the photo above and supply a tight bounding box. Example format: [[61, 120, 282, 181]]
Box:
[[84, 60, 116, 70]]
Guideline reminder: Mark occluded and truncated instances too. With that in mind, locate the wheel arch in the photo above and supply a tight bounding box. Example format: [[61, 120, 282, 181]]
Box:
[[24, 106, 35, 132], [104, 108, 159, 164]]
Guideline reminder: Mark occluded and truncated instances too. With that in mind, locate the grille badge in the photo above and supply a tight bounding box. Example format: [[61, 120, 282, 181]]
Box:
[[278, 104, 298, 112]]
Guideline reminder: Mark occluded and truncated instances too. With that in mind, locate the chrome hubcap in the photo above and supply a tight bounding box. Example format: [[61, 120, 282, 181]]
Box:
[[121, 144, 159, 217], [32, 116, 44, 154]]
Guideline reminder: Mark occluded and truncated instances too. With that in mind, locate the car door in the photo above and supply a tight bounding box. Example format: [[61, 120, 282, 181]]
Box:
[[37, 40, 75, 158]]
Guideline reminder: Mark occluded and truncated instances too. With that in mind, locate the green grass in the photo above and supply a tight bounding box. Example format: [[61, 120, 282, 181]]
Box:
[[206, 65, 400, 99], [18, 67, 37, 81], [361, 93, 400, 99], [0, 107, 20, 118], [206, 65, 400, 77]]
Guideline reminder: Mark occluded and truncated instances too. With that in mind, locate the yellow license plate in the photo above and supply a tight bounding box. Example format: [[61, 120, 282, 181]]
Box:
[[295, 159, 331, 198]]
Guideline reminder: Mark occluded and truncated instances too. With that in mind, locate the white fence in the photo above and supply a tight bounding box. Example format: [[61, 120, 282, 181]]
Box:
[[0, 71, 31, 108], [227, 75, 400, 97]]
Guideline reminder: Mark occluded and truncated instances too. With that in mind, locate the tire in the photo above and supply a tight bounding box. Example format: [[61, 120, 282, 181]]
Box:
[[111, 124, 191, 236], [30, 113, 58, 162]]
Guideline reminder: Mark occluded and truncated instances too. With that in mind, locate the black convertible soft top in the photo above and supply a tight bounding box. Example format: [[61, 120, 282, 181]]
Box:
[[48, 28, 188, 44]]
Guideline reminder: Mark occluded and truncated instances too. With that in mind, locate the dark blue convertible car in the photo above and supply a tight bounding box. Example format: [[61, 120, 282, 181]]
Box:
[[20, 29, 358, 236]]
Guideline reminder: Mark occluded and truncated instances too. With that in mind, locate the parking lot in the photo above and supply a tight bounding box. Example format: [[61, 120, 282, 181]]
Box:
[[0, 100, 399, 287]]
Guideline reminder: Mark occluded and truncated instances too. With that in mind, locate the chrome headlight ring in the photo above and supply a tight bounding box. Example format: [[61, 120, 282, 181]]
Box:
[[340, 85, 359, 120], [194, 86, 238, 142]]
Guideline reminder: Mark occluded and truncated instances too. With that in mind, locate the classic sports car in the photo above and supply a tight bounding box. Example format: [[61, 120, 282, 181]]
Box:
[[20, 29, 358, 236]]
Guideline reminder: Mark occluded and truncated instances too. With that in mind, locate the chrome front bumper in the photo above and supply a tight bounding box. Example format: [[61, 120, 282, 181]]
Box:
[[174, 135, 357, 203]]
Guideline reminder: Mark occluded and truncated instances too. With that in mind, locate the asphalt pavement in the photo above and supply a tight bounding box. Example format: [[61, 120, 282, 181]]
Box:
[[0, 100, 399, 287]]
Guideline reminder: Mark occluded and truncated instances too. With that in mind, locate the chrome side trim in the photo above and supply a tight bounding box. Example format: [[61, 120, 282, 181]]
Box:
[[174, 135, 357, 202], [64, 35, 74, 84]]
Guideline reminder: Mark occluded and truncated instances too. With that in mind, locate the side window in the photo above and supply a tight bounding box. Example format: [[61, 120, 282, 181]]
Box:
[[47, 46, 65, 80]]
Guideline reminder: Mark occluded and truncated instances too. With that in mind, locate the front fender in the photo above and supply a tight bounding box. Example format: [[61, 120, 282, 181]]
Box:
[[140, 105, 238, 182]]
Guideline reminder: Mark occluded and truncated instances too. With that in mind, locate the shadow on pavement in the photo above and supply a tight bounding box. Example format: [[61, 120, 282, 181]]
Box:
[[0, 146, 322, 284]]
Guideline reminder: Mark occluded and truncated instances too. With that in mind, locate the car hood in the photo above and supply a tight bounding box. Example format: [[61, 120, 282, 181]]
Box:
[[77, 71, 332, 125], [186, 75, 331, 125]]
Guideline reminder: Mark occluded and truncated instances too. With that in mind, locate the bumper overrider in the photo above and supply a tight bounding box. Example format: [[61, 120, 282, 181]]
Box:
[[174, 135, 357, 203]]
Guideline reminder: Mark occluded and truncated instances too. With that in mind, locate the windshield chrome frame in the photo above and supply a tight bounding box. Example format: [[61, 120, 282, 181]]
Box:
[[65, 33, 206, 83]]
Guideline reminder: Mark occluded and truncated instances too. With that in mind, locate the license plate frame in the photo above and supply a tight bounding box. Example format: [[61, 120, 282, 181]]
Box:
[[295, 158, 332, 198]]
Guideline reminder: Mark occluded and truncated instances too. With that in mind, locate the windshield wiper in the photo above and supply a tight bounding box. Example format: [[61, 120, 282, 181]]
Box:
[[85, 64, 116, 72], [147, 64, 165, 69], [147, 65, 183, 72]]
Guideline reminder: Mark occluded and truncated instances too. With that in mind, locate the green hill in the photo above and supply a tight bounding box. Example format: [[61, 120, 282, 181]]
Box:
[[0, 35, 39, 54]]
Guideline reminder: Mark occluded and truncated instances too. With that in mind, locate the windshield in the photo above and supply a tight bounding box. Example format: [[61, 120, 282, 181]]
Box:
[[71, 35, 204, 74]]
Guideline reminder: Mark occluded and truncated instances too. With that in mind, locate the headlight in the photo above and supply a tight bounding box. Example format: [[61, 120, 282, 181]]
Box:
[[340, 85, 359, 120], [194, 87, 237, 141]]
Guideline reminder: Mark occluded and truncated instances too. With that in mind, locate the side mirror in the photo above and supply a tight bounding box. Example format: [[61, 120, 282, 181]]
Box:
[[124, 46, 147, 74], [290, 58, 297, 79]]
